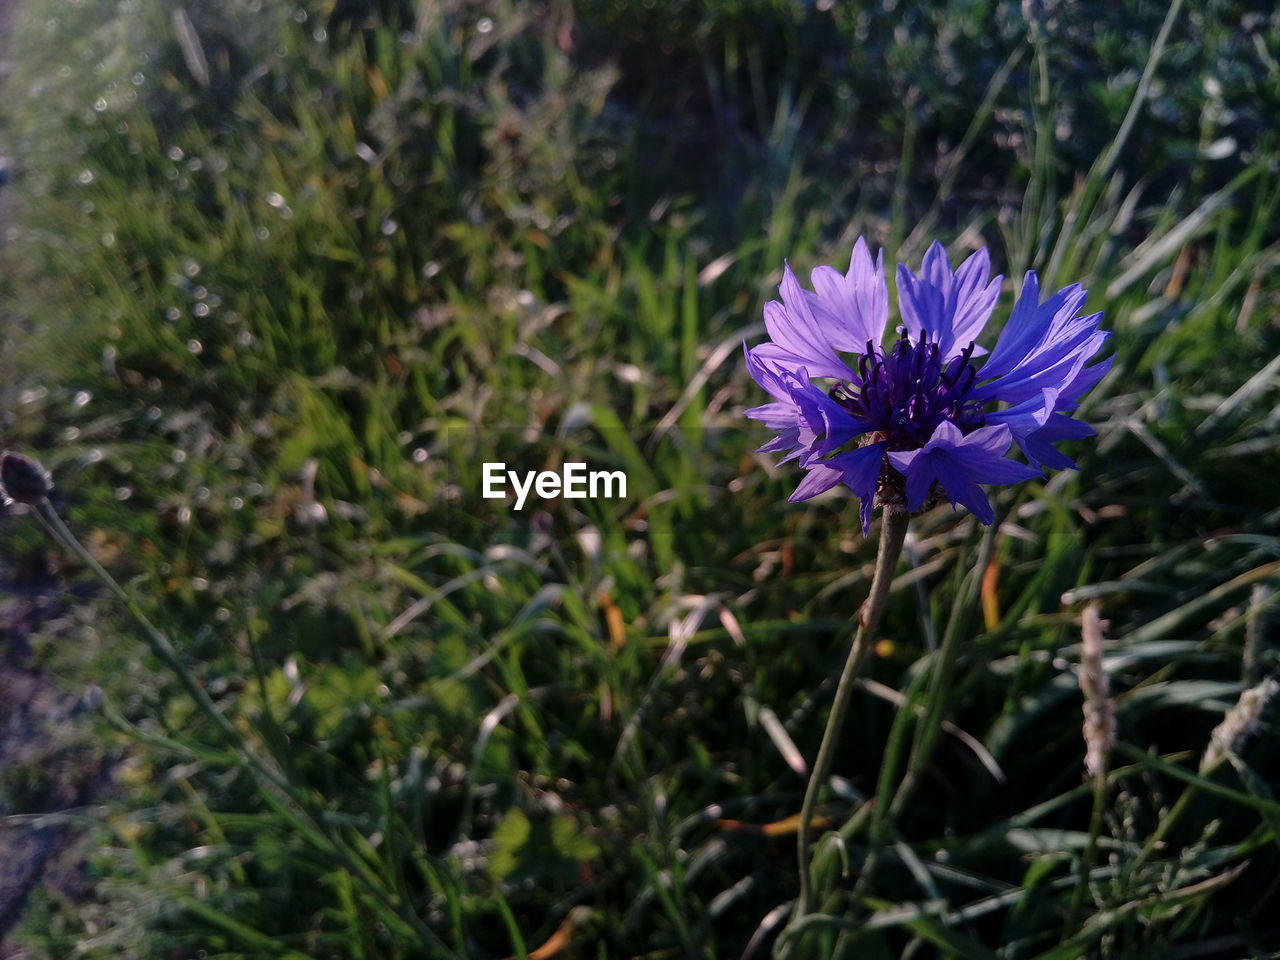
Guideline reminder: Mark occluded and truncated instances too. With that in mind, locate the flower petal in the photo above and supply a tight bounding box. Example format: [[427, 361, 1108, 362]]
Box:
[[789, 460, 848, 501], [761, 264, 857, 380], [975, 270, 1109, 406], [897, 243, 1000, 359], [806, 237, 890, 354], [888, 422, 1038, 524], [790, 442, 887, 536]]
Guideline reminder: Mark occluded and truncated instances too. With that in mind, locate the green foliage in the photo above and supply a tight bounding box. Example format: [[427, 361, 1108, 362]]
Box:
[[2, 0, 1279, 957]]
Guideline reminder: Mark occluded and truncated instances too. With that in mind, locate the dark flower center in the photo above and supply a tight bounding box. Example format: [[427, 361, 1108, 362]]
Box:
[[831, 331, 985, 449]]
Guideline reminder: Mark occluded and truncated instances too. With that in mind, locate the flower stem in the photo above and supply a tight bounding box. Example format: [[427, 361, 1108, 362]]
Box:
[[35, 499, 266, 774], [849, 512, 1002, 916], [33, 498, 457, 957], [788, 503, 909, 943]]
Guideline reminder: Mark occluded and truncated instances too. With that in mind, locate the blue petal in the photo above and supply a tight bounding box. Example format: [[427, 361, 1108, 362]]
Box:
[[745, 348, 872, 468], [744, 401, 796, 430], [897, 244, 1001, 360], [975, 271, 1109, 406], [806, 237, 890, 353], [790, 443, 887, 535], [761, 264, 857, 380], [789, 462, 846, 501], [946, 248, 1001, 354], [839, 441, 888, 503], [1021, 414, 1096, 470], [887, 422, 1038, 524]]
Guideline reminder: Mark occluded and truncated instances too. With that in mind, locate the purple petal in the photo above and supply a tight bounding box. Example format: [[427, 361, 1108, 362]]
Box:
[[950, 480, 996, 525], [805, 239, 890, 355], [839, 442, 888, 502], [887, 421, 1038, 524], [946, 248, 1001, 351], [790, 461, 847, 501], [1020, 414, 1096, 470], [897, 262, 945, 344], [762, 264, 856, 380], [897, 244, 1000, 359], [1056, 352, 1113, 408], [975, 270, 1109, 406]]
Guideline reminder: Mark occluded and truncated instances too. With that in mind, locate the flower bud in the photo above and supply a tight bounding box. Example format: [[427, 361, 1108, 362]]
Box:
[[0, 451, 54, 505]]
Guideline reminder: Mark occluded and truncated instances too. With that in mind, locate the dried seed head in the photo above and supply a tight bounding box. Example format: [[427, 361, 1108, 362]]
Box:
[[1079, 604, 1115, 780], [1202, 676, 1280, 773], [0, 451, 54, 505]]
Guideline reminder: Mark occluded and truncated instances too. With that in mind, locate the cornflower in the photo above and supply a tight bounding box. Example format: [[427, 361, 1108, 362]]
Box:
[[746, 238, 1110, 530]]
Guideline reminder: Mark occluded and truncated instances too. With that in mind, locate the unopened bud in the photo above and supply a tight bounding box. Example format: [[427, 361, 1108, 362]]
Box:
[[0, 451, 54, 505]]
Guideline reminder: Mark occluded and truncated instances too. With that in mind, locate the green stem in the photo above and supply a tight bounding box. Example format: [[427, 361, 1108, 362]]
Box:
[[887, 517, 1001, 822], [1064, 766, 1110, 938], [853, 512, 1002, 912], [35, 501, 262, 770], [34, 498, 457, 957], [786, 504, 910, 949]]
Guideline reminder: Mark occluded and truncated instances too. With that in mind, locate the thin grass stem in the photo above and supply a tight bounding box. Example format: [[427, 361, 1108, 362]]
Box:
[[783, 503, 910, 953], [33, 497, 458, 957]]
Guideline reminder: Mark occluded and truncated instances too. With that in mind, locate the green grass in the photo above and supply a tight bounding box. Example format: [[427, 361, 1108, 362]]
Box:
[[2, 0, 1279, 957]]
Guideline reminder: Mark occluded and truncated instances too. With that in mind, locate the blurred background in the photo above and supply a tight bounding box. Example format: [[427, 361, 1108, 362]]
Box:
[[2, 0, 1280, 957]]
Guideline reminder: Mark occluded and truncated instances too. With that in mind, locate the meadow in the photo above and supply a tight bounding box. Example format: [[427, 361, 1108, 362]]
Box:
[[1, 0, 1279, 957]]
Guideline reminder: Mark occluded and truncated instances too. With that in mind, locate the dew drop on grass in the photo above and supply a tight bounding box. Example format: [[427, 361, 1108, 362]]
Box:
[[255, 226, 270, 240], [87, 448, 103, 463], [167, 146, 184, 161], [183, 259, 201, 278], [115, 486, 133, 501], [193, 304, 209, 318], [266, 191, 286, 208], [93, 98, 107, 112], [73, 390, 92, 407], [412, 448, 428, 463], [131, 72, 145, 86], [77, 169, 94, 184], [166, 307, 181, 321], [380, 218, 398, 236], [477, 17, 494, 33], [187, 339, 203, 354], [100, 233, 115, 247]]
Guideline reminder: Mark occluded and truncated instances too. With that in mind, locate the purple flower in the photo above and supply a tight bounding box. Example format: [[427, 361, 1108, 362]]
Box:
[[745, 239, 1111, 532]]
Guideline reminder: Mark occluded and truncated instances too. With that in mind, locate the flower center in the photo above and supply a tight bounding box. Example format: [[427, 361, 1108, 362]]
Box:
[[831, 331, 985, 449]]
